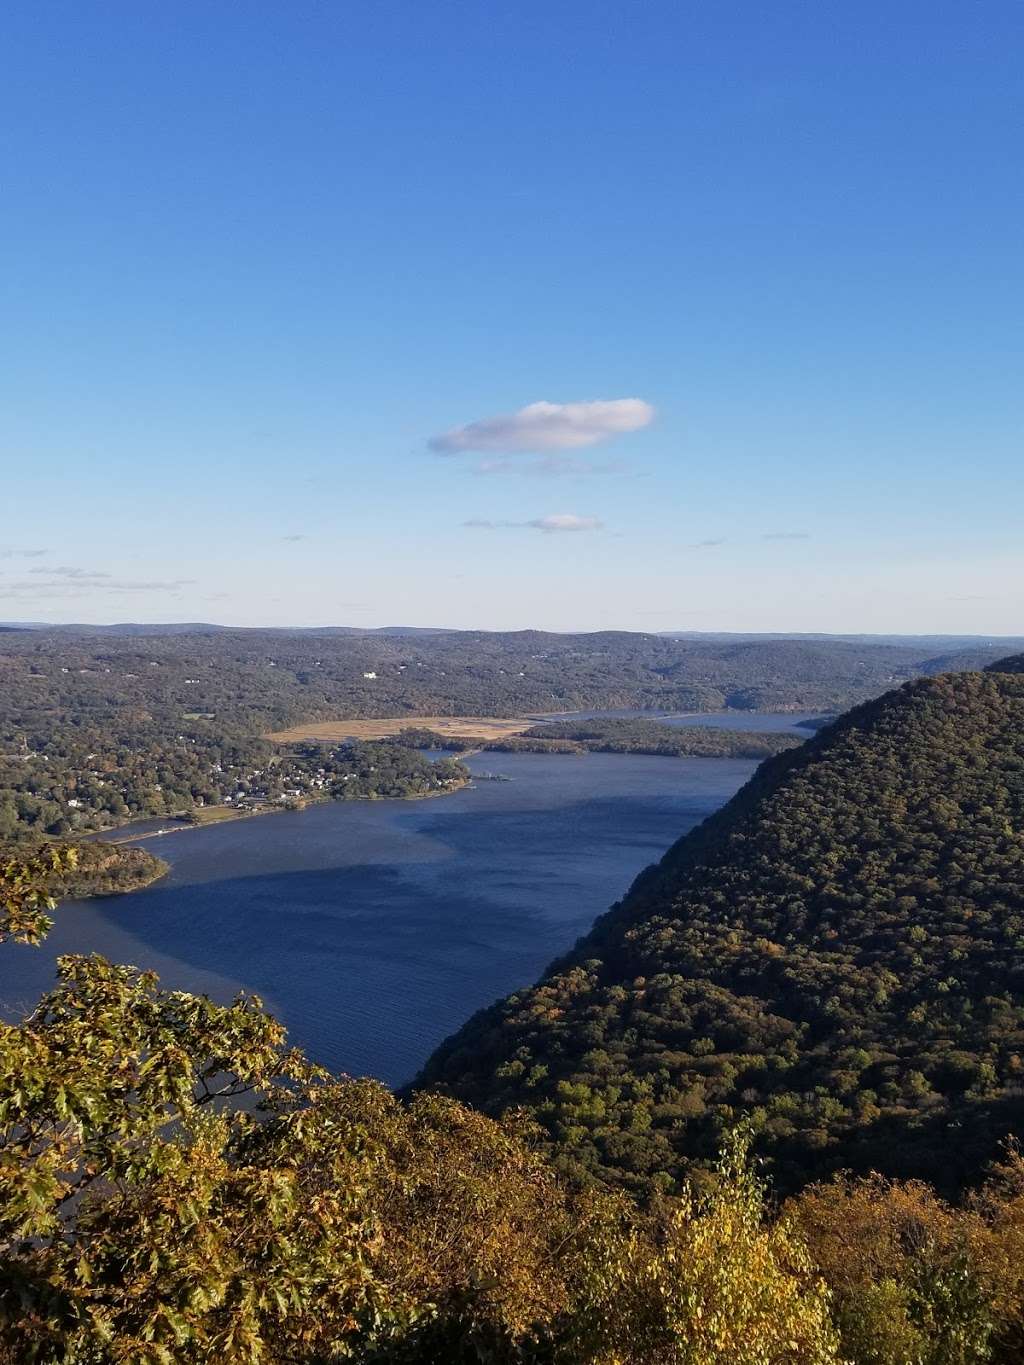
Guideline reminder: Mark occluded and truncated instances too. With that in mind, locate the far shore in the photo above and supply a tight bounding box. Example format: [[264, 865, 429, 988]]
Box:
[[74, 709, 809, 848], [264, 706, 817, 746], [99, 777, 472, 844], [264, 715, 535, 744]]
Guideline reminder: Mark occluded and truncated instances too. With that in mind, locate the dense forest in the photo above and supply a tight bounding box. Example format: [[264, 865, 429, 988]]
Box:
[[397, 718, 800, 759], [6, 662, 1024, 1359], [4, 628, 1013, 735], [0, 625, 1009, 840], [420, 660, 1024, 1203], [8, 836, 1024, 1362], [496, 718, 801, 760]]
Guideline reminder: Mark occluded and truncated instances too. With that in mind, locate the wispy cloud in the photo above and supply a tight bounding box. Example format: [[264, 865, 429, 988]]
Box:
[[106, 579, 196, 592], [0, 577, 196, 600], [431, 399, 654, 454], [528, 514, 603, 533], [30, 565, 111, 580], [464, 513, 604, 534], [281, 534, 308, 543], [675, 532, 810, 551], [472, 454, 627, 478], [0, 547, 47, 559]]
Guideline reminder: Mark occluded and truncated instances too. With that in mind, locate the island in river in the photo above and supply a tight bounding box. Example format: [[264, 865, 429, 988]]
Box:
[[438, 717, 801, 760], [266, 714, 802, 761]]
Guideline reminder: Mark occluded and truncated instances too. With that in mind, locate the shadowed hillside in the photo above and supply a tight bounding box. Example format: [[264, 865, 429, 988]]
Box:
[[418, 661, 1024, 1198]]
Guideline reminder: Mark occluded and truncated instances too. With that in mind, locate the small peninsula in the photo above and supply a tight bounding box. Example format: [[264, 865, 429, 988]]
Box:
[[1, 839, 170, 900]]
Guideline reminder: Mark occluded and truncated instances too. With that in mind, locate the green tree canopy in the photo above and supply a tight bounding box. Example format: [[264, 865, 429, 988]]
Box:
[[419, 670, 1024, 1199]]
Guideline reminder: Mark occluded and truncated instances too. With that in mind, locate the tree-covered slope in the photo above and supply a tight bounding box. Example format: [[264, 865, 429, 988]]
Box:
[[418, 666, 1024, 1198], [989, 654, 1024, 674]]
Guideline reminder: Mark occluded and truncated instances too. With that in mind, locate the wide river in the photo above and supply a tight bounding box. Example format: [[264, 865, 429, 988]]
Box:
[[0, 713, 816, 1087]]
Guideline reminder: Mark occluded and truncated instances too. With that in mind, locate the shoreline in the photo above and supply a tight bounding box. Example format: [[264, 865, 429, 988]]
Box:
[[100, 777, 473, 845], [49, 710, 809, 850], [85, 734, 791, 847]]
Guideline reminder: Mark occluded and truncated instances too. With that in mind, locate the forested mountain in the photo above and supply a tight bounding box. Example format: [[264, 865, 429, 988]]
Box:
[[11, 847, 1024, 1363], [9, 664, 1024, 1361], [419, 662, 1024, 1199]]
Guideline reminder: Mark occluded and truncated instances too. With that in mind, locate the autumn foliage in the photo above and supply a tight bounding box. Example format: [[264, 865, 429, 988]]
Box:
[[5, 669, 1024, 1365]]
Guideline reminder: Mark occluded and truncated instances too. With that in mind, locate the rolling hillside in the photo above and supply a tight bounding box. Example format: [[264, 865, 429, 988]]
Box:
[[419, 661, 1024, 1198]]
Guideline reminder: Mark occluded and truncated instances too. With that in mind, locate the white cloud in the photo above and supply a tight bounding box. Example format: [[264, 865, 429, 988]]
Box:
[[762, 531, 810, 541], [464, 513, 604, 534], [30, 565, 111, 580], [0, 547, 47, 559], [527, 514, 603, 533], [431, 398, 654, 454]]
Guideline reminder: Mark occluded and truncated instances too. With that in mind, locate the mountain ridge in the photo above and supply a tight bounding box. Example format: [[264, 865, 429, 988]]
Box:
[[418, 660, 1024, 1198]]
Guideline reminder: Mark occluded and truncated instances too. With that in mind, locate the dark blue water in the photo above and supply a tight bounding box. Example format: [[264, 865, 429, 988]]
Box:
[[0, 749, 767, 1086]]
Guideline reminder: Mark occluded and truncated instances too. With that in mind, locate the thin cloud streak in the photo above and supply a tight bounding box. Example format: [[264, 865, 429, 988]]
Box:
[[0, 578, 196, 599], [464, 513, 604, 534], [528, 514, 603, 533], [30, 566, 112, 580], [472, 454, 627, 478]]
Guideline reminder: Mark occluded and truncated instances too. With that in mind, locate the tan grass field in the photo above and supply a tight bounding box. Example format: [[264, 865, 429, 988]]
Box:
[[265, 716, 534, 744], [188, 805, 253, 824]]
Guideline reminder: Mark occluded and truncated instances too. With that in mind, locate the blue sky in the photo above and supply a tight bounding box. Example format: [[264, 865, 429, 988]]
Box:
[[2, 1, 1021, 632]]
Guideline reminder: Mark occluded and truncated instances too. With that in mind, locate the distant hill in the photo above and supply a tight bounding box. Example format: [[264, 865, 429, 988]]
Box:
[[0, 627, 981, 725], [0, 622, 457, 636], [0, 622, 229, 635], [7, 622, 1024, 649], [918, 646, 1024, 674], [661, 630, 1024, 649], [419, 659, 1024, 1198], [5, 625, 1022, 842]]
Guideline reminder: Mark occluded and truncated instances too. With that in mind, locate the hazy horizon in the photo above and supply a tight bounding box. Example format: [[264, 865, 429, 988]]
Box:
[[4, 618, 1024, 648]]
